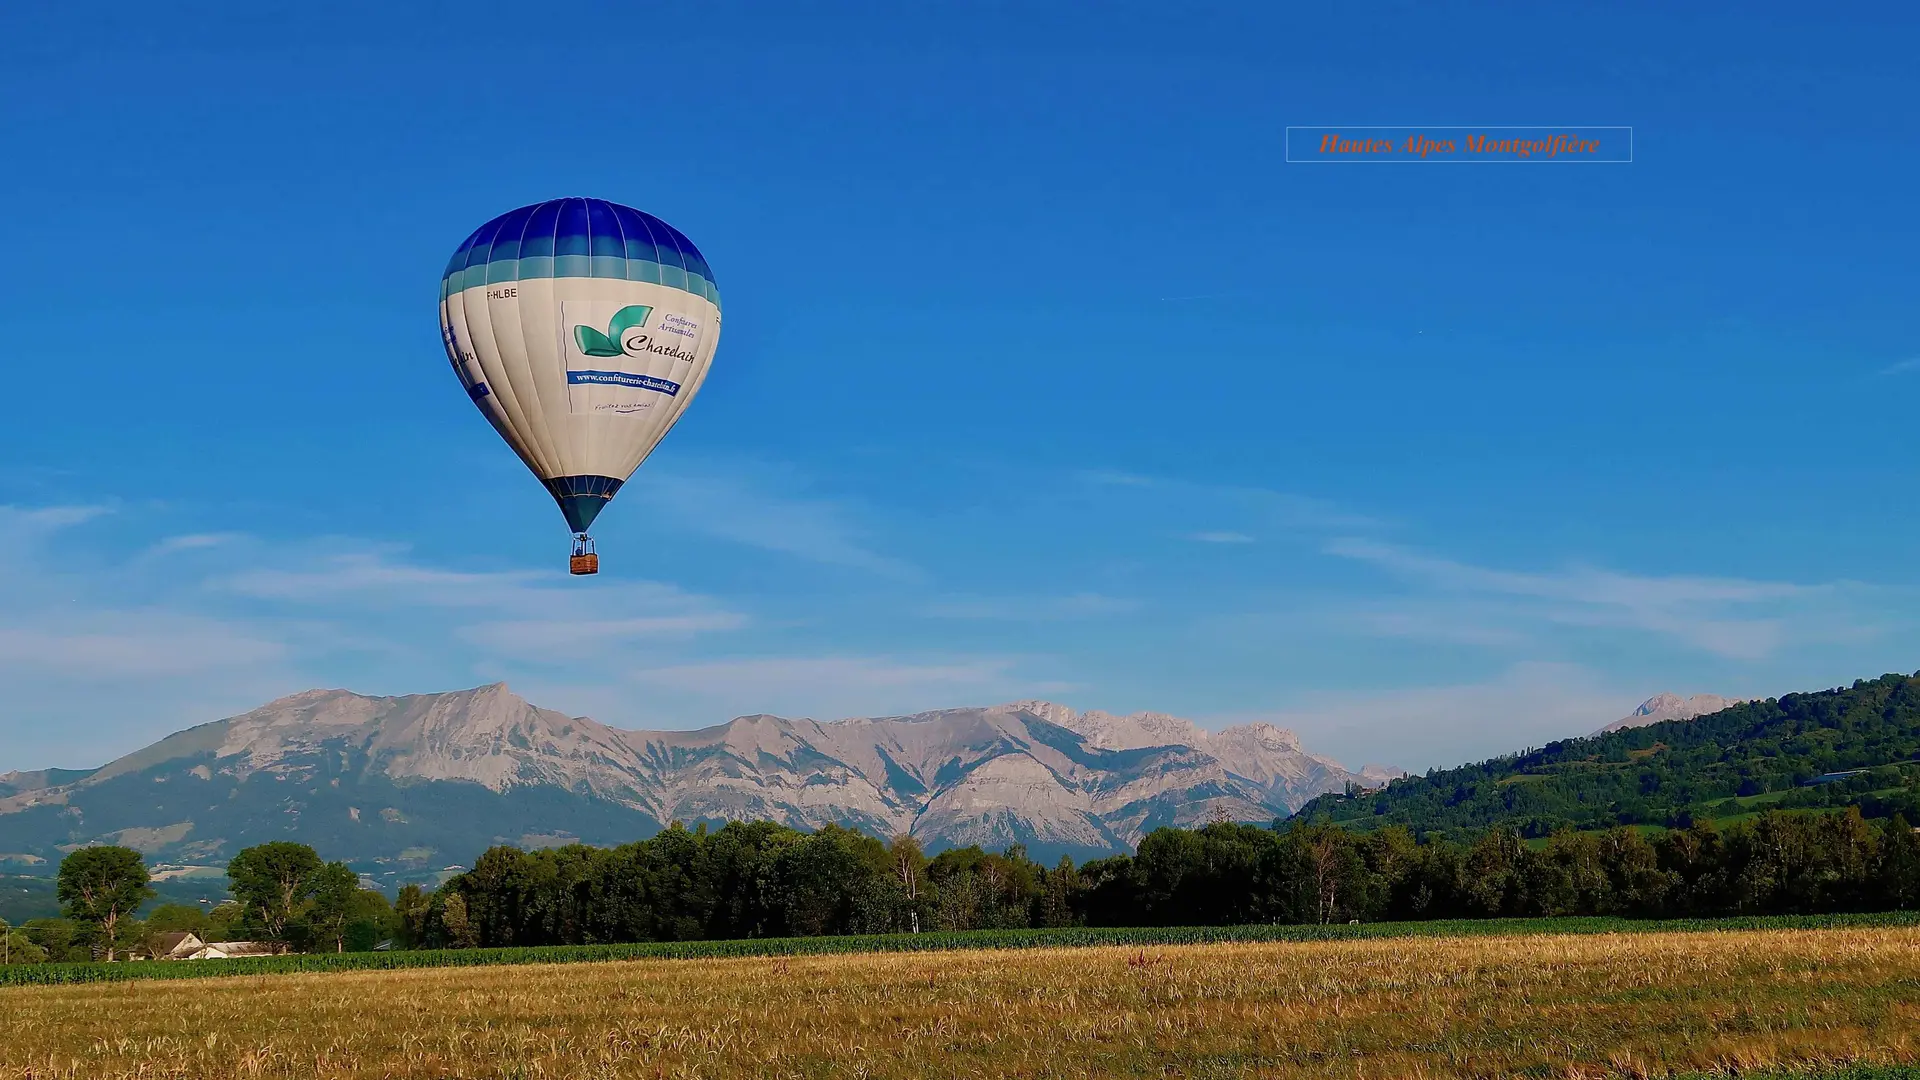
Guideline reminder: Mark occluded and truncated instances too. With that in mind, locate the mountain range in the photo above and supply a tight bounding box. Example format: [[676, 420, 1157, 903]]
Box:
[[0, 684, 1403, 878]]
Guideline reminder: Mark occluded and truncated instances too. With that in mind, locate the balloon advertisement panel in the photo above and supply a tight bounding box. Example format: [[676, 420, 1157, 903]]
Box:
[[438, 198, 721, 573]]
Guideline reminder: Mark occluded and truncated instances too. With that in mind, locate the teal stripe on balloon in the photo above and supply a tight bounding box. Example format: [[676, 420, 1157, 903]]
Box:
[[442, 257, 721, 311]]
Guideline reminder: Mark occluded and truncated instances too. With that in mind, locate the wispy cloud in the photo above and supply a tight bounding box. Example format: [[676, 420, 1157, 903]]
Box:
[[1214, 662, 1632, 773], [0, 618, 284, 677], [1077, 470, 1381, 538], [636, 465, 917, 578], [922, 592, 1138, 620], [149, 532, 243, 554], [460, 613, 752, 660], [0, 505, 755, 767], [225, 551, 550, 609], [623, 654, 1050, 722], [218, 546, 753, 673], [1323, 537, 1843, 660], [1880, 357, 1920, 376], [1331, 604, 1531, 648], [1079, 469, 1156, 487], [0, 504, 111, 547], [1188, 531, 1255, 544], [0, 505, 304, 767]]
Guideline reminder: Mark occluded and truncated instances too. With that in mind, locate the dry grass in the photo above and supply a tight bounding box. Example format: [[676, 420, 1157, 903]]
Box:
[[4, 928, 1919, 1078]]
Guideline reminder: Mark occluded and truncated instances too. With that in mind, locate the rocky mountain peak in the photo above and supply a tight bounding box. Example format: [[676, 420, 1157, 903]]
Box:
[[1039, 705, 1207, 751], [1633, 693, 1686, 717], [1212, 722, 1305, 752], [1595, 692, 1750, 735], [1001, 700, 1081, 728]]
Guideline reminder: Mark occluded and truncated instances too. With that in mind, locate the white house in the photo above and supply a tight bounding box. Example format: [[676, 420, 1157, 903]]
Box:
[[185, 940, 279, 960], [145, 932, 208, 960]]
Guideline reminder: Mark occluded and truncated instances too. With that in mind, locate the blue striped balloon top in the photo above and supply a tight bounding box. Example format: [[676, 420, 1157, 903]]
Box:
[[441, 197, 719, 309]]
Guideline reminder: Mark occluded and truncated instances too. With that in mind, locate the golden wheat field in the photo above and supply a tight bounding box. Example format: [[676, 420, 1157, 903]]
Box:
[[4, 929, 1920, 1079]]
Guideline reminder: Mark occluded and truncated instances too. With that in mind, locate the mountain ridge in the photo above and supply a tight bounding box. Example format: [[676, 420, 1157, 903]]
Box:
[[0, 684, 1405, 877], [1294, 671, 1920, 838]]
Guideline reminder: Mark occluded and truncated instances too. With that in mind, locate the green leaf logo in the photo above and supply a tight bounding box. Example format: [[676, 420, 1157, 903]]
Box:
[[572, 305, 653, 357]]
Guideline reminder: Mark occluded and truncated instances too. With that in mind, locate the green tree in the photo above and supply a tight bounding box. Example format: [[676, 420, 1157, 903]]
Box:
[[227, 841, 324, 946], [1040, 856, 1080, 928], [1, 918, 49, 965], [1597, 828, 1669, 914], [205, 901, 247, 942], [56, 846, 154, 961], [775, 825, 890, 937], [394, 884, 431, 948], [113, 917, 151, 959], [146, 902, 212, 938], [1294, 824, 1364, 923], [344, 888, 397, 952], [888, 834, 929, 933], [440, 892, 479, 949], [307, 862, 362, 953], [21, 918, 85, 962], [1461, 827, 1525, 916], [1356, 827, 1419, 920], [1876, 815, 1920, 909]]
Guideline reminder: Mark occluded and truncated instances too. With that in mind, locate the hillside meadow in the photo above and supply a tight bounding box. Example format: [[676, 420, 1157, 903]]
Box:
[[5, 927, 1920, 1079]]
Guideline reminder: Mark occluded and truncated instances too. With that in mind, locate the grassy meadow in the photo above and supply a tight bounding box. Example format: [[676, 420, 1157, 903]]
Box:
[[5, 926, 1920, 1079]]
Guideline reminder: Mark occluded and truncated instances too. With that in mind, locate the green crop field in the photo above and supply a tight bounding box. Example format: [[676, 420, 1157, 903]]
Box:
[[7, 911, 1920, 987]]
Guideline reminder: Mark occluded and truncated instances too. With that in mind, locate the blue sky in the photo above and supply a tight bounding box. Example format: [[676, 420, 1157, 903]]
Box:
[[2, 2, 1915, 774]]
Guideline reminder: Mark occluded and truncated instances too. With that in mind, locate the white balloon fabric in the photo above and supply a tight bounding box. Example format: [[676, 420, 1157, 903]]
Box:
[[439, 198, 721, 538]]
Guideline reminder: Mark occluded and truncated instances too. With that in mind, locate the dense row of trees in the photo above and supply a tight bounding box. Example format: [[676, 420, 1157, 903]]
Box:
[[413, 808, 1920, 949], [412, 823, 1074, 949], [1086, 809, 1920, 926], [6, 803, 1918, 963], [1298, 672, 1920, 838]]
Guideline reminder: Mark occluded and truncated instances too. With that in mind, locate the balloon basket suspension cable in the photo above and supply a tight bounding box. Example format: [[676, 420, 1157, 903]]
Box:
[[569, 534, 599, 576]]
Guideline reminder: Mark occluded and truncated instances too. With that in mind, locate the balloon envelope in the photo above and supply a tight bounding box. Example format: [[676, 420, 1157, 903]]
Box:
[[439, 198, 721, 534]]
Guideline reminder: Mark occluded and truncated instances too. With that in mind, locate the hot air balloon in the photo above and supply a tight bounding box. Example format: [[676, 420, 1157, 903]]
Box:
[[439, 198, 721, 575]]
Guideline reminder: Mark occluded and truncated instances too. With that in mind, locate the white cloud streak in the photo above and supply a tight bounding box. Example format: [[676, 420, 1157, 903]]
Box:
[[921, 593, 1138, 620], [1077, 470, 1382, 538], [1322, 537, 1840, 660], [1189, 531, 1255, 544], [636, 467, 917, 578], [624, 654, 1042, 722], [1214, 662, 1634, 773]]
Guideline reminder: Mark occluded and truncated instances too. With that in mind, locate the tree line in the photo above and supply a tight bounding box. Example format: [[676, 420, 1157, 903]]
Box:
[[1298, 672, 1920, 838], [411, 807, 1920, 949], [5, 805, 1917, 963]]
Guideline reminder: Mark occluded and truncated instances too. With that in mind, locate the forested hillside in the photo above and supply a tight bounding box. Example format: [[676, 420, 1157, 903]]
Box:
[[1295, 672, 1920, 838]]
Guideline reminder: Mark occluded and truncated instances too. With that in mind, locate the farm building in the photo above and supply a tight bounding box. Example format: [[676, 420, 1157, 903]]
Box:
[[145, 932, 208, 960], [186, 941, 278, 959]]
